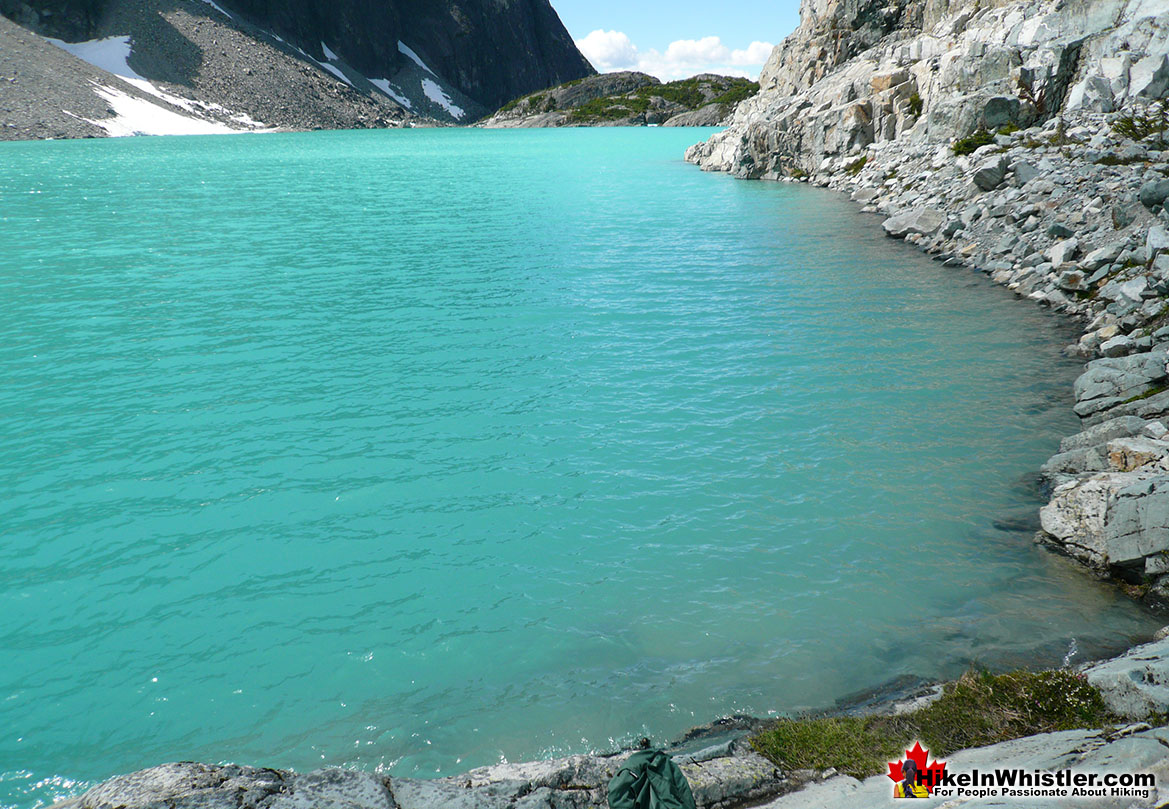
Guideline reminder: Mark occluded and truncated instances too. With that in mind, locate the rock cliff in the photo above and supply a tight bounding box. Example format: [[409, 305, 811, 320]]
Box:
[[686, 0, 1169, 177]]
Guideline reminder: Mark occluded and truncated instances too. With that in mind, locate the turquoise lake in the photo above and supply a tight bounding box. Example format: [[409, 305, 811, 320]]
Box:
[[0, 127, 1160, 807]]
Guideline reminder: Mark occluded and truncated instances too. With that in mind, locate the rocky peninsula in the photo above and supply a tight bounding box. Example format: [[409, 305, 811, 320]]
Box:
[[480, 72, 759, 128]]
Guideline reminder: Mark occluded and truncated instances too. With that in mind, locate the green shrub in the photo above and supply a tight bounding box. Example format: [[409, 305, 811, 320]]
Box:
[[908, 93, 923, 117], [1114, 102, 1168, 143], [952, 130, 995, 155], [845, 155, 868, 175]]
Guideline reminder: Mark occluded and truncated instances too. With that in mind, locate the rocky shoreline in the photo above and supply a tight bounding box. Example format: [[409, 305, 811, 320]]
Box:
[[691, 108, 1169, 611], [684, 0, 1169, 610], [47, 634, 1169, 809]]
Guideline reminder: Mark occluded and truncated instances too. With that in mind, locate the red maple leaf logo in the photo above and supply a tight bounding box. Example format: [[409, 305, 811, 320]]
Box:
[[887, 742, 948, 795]]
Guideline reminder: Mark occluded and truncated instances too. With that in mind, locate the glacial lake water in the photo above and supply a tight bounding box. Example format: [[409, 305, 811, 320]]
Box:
[[0, 127, 1160, 807]]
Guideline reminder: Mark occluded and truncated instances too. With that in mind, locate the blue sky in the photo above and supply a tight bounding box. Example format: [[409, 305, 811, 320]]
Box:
[[551, 0, 801, 81]]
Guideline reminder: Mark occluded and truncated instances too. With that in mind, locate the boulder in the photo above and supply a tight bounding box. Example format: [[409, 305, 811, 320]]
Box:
[[268, 770, 397, 809], [1084, 388, 1169, 427], [973, 155, 1009, 191], [1040, 445, 1110, 482], [1013, 160, 1040, 185], [1140, 179, 1169, 209], [1108, 436, 1169, 472], [1084, 637, 1169, 720], [1073, 350, 1169, 417], [1148, 226, 1169, 262], [67, 763, 290, 809], [1060, 415, 1148, 452], [1083, 243, 1123, 271], [1048, 238, 1080, 266], [1120, 276, 1151, 302], [1101, 334, 1133, 357], [1057, 268, 1089, 291], [1041, 472, 1169, 569], [1105, 476, 1169, 565], [882, 207, 946, 238]]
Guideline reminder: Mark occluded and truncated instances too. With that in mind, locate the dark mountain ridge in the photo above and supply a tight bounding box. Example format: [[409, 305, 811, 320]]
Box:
[[0, 0, 594, 112]]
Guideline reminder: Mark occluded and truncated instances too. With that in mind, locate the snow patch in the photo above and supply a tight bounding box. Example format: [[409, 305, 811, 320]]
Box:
[[46, 35, 145, 80], [370, 79, 413, 109], [83, 83, 241, 136], [199, 0, 232, 18], [421, 77, 464, 119], [321, 41, 340, 61], [318, 61, 353, 86], [398, 41, 436, 75]]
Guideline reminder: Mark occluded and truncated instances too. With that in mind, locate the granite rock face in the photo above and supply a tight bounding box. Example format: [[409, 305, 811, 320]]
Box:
[[686, 0, 1169, 178]]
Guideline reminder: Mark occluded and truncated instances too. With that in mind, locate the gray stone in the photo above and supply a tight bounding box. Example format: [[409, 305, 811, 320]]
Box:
[[1147, 226, 1169, 262], [1108, 436, 1169, 472], [1057, 268, 1088, 291], [269, 770, 396, 809], [1113, 204, 1139, 229], [1073, 350, 1169, 417], [1144, 421, 1169, 440], [1083, 243, 1123, 271], [1101, 334, 1133, 357], [1084, 637, 1169, 720], [1140, 179, 1169, 209], [1040, 471, 1169, 569], [1120, 276, 1151, 302], [1105, 476, 1169, 564], [72, 763, 288, 809], [1041, 445, 1110, 481], [1060, 416, 1148, 453], [881, 207, 946, 238], [1014, 161, 1041, 185], [1047, 222, 1076, 239], [972, 155, 1008, 191], [1049, 238, 1080, 266]]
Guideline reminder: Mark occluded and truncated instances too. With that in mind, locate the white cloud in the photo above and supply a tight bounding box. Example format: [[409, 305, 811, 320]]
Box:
[[575, 29, 640, 71], [576, 30, 774, 82]]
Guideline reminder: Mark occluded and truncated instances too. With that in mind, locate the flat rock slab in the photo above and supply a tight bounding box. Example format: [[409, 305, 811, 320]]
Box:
[[1085, 637, 1169, 719], [54, 739, 787, 809], [755, 726, 1169, 808]]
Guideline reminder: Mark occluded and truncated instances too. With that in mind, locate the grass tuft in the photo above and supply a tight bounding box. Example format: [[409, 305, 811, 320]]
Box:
[[1123, 384, 1169, 405], [844, 156, 868, 176], [751, 669, 1116, 780]]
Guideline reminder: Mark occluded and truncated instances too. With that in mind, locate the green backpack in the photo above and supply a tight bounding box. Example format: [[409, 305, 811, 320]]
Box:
[[607, 749, 697, 809]]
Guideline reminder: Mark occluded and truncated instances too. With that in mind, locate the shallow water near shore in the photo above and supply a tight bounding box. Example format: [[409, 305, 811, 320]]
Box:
[[0, 127, 1160, 808]]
